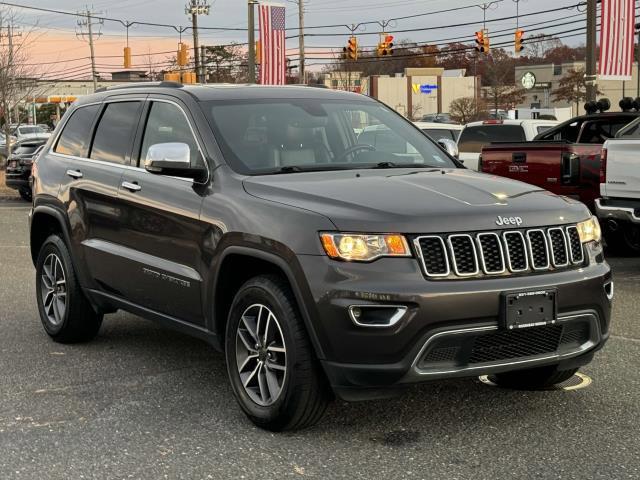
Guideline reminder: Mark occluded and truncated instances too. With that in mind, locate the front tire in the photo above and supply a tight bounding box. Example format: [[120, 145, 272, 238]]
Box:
[[225, 275, 330, 431], [35, 235, 102, 343], [19, 187, 32, 202], [492, 365, 578, 389], [605, 224, 640, 256]]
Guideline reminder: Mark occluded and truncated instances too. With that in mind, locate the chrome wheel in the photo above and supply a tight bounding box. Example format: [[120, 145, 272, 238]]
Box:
[[40, 253, 67, 326], [235, 304, 287, 406]]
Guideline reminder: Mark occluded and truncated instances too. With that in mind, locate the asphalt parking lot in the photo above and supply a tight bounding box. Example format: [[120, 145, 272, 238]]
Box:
[[0, 201, 638, 480]]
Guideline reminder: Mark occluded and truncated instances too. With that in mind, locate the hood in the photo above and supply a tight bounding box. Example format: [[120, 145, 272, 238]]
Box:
[[243, 168, 591, 233]]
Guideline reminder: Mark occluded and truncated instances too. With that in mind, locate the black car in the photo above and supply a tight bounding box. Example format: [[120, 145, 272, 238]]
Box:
[[29, 83, 612, 431], [5, 137, 48, 201]]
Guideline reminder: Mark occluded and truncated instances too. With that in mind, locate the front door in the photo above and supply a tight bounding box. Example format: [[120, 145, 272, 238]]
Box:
[[116, 98, 209, 326]]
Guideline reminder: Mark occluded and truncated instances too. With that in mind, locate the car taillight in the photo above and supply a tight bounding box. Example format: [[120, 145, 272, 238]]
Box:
[[600, 147, 607, 183], [483, 120, 504, 125]]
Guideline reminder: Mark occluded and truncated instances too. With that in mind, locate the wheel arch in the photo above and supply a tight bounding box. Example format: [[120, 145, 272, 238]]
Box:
[[210, 246, 326, 360], [30, 205, 73, 267]]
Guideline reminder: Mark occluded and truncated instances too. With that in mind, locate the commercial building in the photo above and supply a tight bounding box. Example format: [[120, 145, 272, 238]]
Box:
[[515, 62, 640, 116]]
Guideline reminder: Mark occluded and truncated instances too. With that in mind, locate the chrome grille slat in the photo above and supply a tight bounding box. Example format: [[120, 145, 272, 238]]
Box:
[[416, 225, 584, 279], [547, 227, 569, 267]]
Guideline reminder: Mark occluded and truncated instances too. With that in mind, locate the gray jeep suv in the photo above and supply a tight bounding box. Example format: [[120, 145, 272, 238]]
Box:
[[29, 83, 612, 431]]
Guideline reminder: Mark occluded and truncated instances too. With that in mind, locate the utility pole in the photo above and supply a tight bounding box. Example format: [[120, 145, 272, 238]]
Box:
[[186, 0, 210, 84], [248, 0, 257, 83], [298, 0, 305, 84], [636, 23, 640, 97], [585, 0, 597, 102], [76, 9, 103, 92]]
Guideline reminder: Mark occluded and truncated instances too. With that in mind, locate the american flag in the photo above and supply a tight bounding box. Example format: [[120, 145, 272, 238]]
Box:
[[259, 3, 286, 85], [598, 0, 635, 80]]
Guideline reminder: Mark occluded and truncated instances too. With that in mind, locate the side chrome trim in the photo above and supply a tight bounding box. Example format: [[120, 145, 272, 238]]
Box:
[[502, 230, 529, 273], [447, 234, 480, 277], [348, 305, 408, 328], [547, 227, 570, 268], [476, 232, 506, 275], [413, 235, 450, 277], [526, 229, 551, 271], [82, 238, 202, 282]]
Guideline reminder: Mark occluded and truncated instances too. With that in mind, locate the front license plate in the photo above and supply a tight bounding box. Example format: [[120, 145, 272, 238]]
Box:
[[501, 289, 557, 330]]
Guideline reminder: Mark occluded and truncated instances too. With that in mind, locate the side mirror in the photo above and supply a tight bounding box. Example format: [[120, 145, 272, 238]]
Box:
[[437, 138, 459, 159], [144, 142, 206, 181]]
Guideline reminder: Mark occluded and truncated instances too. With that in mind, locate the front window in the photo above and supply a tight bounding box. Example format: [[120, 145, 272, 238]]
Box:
[[203, 99, 458, 175]]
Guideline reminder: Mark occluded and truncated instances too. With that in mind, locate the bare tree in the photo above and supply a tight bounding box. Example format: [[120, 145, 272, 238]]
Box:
[[0, 8, 49, 166], [482, 49, 526, 113], [449, 97, 488, 124]]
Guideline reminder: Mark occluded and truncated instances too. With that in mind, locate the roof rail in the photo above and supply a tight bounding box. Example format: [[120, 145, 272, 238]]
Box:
[[94, 81, 183, 93]]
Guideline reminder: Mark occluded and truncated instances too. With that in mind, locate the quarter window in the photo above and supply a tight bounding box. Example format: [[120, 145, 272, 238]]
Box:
[[140, 102, 203, 167], [90, 101, 143, 165], [54, 104, 99, 157]]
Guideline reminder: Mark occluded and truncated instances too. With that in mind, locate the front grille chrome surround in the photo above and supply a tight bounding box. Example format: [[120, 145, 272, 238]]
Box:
[[526, 229, 551, 271], [415, 225, 585, 280], [447, 234, 480, 277], [502, 231, 529, 273]]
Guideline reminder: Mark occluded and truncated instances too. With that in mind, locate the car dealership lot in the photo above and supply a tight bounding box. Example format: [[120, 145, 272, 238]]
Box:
[[0, 203, 638, 480]]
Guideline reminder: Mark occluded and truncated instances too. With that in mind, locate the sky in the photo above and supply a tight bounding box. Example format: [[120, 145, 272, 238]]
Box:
[[2, 0, 590, 79]]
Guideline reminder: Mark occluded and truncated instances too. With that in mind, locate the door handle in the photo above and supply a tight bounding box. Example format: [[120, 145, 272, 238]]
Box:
[[121, 181, 142, 192], [66, 169, 83, 179]]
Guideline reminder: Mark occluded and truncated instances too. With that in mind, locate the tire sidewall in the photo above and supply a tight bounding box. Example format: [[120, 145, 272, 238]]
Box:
[[225, 281, 301, 425], [35, 236, 72, 336]]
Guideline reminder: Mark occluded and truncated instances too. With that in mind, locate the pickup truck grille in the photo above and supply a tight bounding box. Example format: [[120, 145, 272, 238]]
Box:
[[414, 226, 584, 279]]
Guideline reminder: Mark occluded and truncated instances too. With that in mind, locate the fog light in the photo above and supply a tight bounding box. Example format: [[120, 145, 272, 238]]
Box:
[[348, 305, 407, 328]]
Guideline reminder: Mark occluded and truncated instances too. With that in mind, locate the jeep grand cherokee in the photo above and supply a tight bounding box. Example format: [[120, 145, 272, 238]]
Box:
[[29, 83, 612, 431]]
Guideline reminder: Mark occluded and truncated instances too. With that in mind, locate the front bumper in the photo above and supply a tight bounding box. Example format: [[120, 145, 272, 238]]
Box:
[[297, 246, 612, 401], [595, 198, 640, 225]]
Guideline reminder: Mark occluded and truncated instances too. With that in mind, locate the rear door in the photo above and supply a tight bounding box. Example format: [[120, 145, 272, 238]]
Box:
[[115, 96, 209, 326], [55, 96, 145, 294]]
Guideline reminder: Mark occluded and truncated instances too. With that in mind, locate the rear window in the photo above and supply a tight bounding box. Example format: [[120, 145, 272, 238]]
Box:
[[423, 128, 457, 142], [579, 120, 633, 144], [458, 125, 526, 153], [54, 105, 100, 157], [18, 126, 44, 135], [12, 144, 39, 155], [90, 101, 142, 165], [617, 119, 640, 138]]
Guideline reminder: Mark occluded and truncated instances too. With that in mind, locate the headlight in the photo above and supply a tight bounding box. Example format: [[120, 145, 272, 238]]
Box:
[[577, 216, 601, 243], [320, 233, 410, 261]]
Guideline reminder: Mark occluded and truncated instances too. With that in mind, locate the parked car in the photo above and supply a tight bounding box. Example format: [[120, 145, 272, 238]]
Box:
[[413, 121, 463, 142], [13, 125, 51, 141], [479, 111, 640, 212], [419, 113, 455, 124], [30, 83, 612, 431], [595, 117, 640, 254], [5, 138, 48, 201], [457, 119, 559, 170]]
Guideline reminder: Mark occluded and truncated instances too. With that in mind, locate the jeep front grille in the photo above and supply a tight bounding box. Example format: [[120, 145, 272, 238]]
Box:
[[414, 226, 584, 279]]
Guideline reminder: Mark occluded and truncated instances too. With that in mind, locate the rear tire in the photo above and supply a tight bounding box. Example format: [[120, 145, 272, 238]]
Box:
[[19, 187, 32, 202], [605, 224, 640, 256], [35, 234, 102, 343], [225, 275, 330, 431], [492, 365, 578, 389]]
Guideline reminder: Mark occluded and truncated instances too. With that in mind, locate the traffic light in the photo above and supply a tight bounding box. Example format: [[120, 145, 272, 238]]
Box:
[[475, 29, 490, 54], [343, 36, 358, 60], [123, 46, 132, 69], [514, 29, 524, 54], [377, 35, 394, 56], [177, 42, 189, 67]]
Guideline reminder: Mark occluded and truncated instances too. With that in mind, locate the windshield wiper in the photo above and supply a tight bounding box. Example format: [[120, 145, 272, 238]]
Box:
[[372, 161, 397, 169], [278, 165, 303, 173]]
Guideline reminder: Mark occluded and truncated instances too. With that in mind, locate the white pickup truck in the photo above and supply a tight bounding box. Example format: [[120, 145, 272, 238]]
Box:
[[457, 119, 558, 170], [595, 118, 640, 254]]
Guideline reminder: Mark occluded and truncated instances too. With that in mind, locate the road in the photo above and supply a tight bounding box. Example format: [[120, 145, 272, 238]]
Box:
[[0, 202, 638, 480]]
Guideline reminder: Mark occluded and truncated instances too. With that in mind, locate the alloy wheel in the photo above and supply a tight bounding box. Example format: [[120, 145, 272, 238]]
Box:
[[40, 253, 67, 326], [235, 303, 287, 406]]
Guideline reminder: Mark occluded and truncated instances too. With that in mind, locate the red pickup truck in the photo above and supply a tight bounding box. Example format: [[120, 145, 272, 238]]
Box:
[[479, 111, 639, 212]]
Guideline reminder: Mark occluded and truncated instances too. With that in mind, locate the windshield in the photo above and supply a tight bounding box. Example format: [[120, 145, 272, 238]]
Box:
[[18, 126, 44, 135], [204, 99, 458, 175]]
